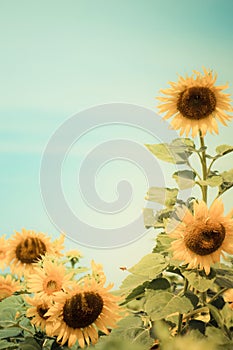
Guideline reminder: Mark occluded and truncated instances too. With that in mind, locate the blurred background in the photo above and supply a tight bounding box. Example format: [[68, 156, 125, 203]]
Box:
[[1, 0, 233, 287]]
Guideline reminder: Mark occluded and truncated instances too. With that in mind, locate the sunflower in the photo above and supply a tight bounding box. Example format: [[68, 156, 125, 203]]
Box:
[[25, 295, 54, 334], [0, 235, 10, 270], [0, 275, 20, 301], [46, 278, 122, 348], [91, 260, 106, 284], [65, 249, 83, 260], [168, 199, 233, 274], [26, 259, 74, 297], [8, 228, 57, 277], [157, 68, 232, 137]]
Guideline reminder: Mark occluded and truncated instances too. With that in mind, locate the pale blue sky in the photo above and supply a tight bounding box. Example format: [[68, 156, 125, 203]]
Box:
[[1, 0, 233, 286]]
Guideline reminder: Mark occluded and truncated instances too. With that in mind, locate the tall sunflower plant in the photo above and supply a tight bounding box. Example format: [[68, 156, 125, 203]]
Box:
[[105, 68, 233, 350]]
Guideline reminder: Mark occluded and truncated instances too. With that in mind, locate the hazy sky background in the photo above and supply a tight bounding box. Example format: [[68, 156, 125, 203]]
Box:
[[1, 0, 233, 287]]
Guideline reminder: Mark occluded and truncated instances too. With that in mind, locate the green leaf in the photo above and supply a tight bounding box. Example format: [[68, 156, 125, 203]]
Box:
[[0, 327, 22, 339], [205, 327, 233, 348], [184, 291, 199, 308], [145, 290, 193, 321], [173, 170, 196, 189], [19, 337, 41, 350], [0, 309, 19, 327], [221, 304, 233, 329], [121, 282, 148, 305], [198, 175, 223, 187], [215, 277, 233, 289], [145, 143, 180, 164], [143, 208, 174, 229], [214, 267, 233, 288], [182, 269, 216, 292], [147, 277, 170, 291], [143, 208, 164, 229], [0, 296, 26, 326], [0, 340, 18, 350], [153, 233, 173, 256], [145, 138, 195, 164], [221, 168, 233, 183], [93, 337, 147, 350], [216, 144, 233, 156], [120, 274, 149, 293], [145, 187, 178, 207], [219, 169, 233, 195], [129, 253, 168, 279], [122, 277, 170, 305], [207, 304, 224, 328], [109, 315, 154, 349]]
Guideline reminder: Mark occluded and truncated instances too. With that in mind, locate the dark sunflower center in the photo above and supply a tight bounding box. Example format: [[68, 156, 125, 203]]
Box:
[[46, 280, 58, 290], [63, 292, 104, 329], [37, 304, 50, 320], [177, 86, 216, 120], [184, 223, 226, 256], [15, 237, 46, 264]]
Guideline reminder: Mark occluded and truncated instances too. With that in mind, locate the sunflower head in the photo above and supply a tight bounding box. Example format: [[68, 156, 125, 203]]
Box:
[[26, 295, 54, 333], [157, 68, 233, 137], [0, 275, 20, 301], [46, 278, 122, 348], [168, 200, 233, 274], [8, 229, 56, 276], [26, 259, 74, 297]]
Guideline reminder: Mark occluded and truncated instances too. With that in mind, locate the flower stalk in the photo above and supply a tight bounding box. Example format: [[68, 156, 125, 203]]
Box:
[[199, 131, 208, 203]]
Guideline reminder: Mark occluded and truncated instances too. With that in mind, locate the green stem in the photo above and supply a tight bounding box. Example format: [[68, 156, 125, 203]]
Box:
[[208, 287, 228, 304], [199, 131, 208, 203], [177, 313, 183, 335], [177, 279, 189, 334], [187, 160, 202, 180], [184, 306, 209, 319], [207, 157, 218, 176], [201, 291, 207, 306]]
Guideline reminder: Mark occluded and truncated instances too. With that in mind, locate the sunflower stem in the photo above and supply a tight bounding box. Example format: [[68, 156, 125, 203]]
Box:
[[201, 291, 207, 305], [177, 278, 189, 334], [177, 313, 183, 335], [199, 131, 208, 203], [208, 287, 228, 304]]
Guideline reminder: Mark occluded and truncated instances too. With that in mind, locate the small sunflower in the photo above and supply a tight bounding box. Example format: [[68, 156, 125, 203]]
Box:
[[0, 275, 20, 301], [91, 260, 106, 284], [168, 199, 233, 274], [46, 278, 122, 348], [8, 228, 56, 277], [25, 295, 54, 334], [157, 68, 232, 137], [26, 259, 74, 297], [65, 249, 83, 260], [0, 235, 10, 270]]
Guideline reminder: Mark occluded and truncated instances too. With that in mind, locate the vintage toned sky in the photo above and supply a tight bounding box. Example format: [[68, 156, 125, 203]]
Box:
[[1, 0, 233, 286]]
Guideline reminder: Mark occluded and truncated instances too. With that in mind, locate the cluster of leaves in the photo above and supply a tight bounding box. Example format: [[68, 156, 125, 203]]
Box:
[[0, 295, 50, 350], [94, 137, 233, 349], [144, 139, 233, 230], [94, 250, 233, 349]]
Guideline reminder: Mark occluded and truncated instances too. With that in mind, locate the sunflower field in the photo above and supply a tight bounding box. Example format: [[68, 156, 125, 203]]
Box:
[[1, 68, 233, 350]]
